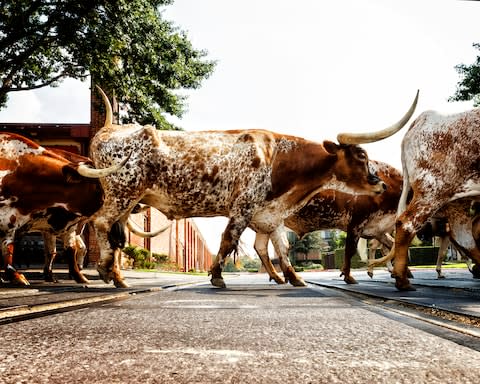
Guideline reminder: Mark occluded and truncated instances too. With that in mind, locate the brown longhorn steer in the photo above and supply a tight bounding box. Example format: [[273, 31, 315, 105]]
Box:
[[88, 87, 418, 288], [273, 160, 402, 285]]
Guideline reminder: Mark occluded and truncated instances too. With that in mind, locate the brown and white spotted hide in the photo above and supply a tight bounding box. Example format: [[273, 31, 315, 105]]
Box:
[[0, 133, 104, 285], [90, 126, 389, 288], [392, 108, 480, 290]]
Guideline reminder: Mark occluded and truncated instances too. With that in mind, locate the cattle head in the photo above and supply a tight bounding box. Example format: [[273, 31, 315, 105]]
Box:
[[321, 141, 386, 194]]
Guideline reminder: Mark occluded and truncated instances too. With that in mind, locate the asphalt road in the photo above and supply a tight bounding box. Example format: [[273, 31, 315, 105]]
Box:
[[1, 272, 480, 384]]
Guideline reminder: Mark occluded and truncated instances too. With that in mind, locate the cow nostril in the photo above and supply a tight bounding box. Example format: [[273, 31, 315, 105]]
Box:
[[382, 182, 387, 191]]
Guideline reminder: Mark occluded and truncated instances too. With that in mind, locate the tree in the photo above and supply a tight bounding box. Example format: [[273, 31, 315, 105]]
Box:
[[0, 0, 215, 128], [450, 42, 480, 107], [288, 231, 328, 255]]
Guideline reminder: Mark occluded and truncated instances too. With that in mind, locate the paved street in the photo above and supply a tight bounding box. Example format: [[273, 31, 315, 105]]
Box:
[[1, 271, 480, 383]]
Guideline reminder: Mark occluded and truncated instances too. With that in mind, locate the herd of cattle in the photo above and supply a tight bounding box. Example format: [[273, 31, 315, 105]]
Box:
[[1, 86, 480, 292]]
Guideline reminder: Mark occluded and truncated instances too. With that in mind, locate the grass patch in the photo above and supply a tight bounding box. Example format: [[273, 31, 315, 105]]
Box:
[[412, 263, 468, 269]]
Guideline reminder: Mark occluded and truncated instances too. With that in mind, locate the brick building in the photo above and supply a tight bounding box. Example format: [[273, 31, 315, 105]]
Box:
[[0, 84, 213, 272]]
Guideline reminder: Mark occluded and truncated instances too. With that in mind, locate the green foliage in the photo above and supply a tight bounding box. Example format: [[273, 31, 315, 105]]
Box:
[[123, 244, 171, 269], [288, 231, 328, 254], [223, 256, 260, 272], [242, 257, 261, 272], [0, 0, 215, 127], [334, 249, 366, 269], [450, 42, 480, 106], [332, 231, 346, 250], [409, 246, 440, 266]]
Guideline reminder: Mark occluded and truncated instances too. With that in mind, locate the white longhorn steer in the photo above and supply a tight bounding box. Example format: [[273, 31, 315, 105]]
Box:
[[390, 107, 480, 290]]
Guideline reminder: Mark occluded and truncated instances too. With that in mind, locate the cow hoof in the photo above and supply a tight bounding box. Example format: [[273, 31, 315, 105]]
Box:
[[344, 276, 358, 284], [114, 279, 129, 288], [471, 265, 480, 279], [367, 271, 373, 278], [210, 277, 226, 288], [269, 276, 286, 285], [395, 281, 416, 291], [44, 275, 58, 283], [437, 275, 446, 279], [13, 273, 30, 286], [289, 278, 307, 287], [76, 276, 90, 284], [73, 273, 90, 284]]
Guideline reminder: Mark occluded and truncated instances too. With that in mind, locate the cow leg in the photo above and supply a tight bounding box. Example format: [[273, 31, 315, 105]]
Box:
[[471, 263, 480, 279], [340, 234, 359, 284], [2, 240, 29, 285], [63, 231, 89, 284], [270, 226, 306, 287], [447, 211, 480, 279], [366, 239, 381, 278], [393, 200, 437, 291], [210, 216, 251, 288], [108, 221, 128, 288], [367, 245, 395, 277], [42, 232, 58, 282], [94, 213, 129, 287], [253, 233, 285, 284], [435, 237, 450, 279], [75, 234, 87, 270]]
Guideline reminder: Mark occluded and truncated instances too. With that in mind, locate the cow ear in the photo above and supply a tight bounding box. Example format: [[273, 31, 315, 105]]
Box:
[[323, 141, 340, 155], [62, 165, 82, 183]]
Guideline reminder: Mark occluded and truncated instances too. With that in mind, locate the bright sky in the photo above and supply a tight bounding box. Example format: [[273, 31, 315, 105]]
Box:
[[0, 0, 478, 254]]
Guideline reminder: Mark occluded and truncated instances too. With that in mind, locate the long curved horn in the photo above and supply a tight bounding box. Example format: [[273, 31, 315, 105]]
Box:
[[95, 85, 113, 128], [76, 152, 130, 178], [127, 218, 172, 238], [337, 90, 419, 145]]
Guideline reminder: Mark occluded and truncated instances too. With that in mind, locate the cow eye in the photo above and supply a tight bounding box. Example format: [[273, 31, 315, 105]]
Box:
[[356, 151, 367, 160]]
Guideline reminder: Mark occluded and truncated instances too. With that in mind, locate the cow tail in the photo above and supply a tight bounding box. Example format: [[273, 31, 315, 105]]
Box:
[[397, 148, 410, 218]]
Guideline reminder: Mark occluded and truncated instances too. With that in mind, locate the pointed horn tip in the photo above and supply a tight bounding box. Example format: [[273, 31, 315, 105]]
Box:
[[336, 89, 420, 145], [94, 84, 113, 128]]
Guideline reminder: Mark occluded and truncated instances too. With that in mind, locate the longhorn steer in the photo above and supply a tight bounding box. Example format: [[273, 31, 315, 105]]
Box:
[[89, 87, 417, 288], [0, 133, 125, 285], [390, 107, 480, 290], [255, 160, 403, 285]]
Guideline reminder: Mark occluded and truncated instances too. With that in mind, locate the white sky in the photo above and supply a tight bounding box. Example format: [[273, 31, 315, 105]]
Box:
[[0, 0, 478, 254]]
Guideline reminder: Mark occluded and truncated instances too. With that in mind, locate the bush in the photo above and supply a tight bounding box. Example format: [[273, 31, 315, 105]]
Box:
[[122, 245, 172, 270], [409, 247, 440, 265], [333, 249, 366, 269]]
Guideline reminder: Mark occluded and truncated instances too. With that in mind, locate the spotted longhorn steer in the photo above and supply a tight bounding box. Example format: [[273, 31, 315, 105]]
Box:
[[0, 132, 126, 285], [255, 160, 403, 285], [89, 87, 418, 288], [390, 107, 480, 290]]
